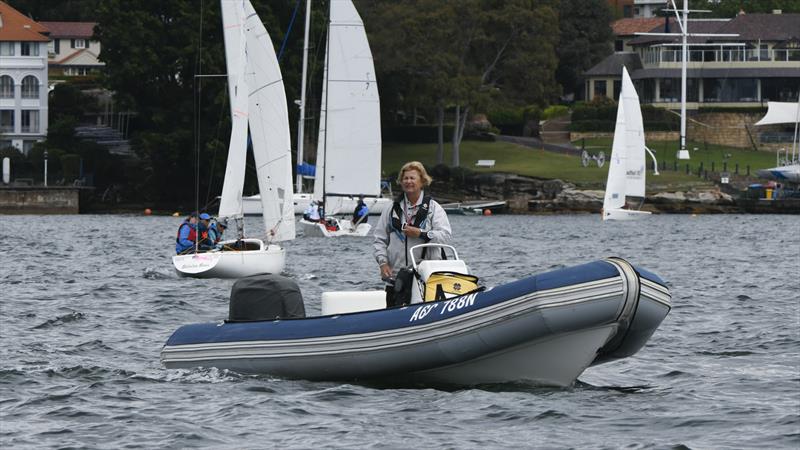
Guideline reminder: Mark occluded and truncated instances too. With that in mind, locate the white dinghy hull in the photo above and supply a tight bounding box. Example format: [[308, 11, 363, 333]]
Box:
[[603, 208, 652, 221], [172, 239, 285, 278], [299, 218, 371, 237]]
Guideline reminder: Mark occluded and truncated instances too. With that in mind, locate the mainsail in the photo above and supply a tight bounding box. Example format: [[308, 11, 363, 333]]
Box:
[[314, 0, 381, 214], [243, 0, 295, 241]]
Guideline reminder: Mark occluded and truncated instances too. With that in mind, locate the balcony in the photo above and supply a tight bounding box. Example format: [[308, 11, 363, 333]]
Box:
[[642, 47, 800, 68]]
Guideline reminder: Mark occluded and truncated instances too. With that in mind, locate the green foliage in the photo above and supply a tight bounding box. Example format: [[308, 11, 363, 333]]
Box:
[[542, 105, 569, 120], [556, 0, 613, 98]]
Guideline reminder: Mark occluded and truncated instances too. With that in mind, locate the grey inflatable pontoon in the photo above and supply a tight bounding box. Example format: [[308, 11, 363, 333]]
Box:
[[161, 257, 670, 387]]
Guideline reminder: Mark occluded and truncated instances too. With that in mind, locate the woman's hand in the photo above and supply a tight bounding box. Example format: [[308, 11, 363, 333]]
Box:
[[380, 263, 393, 280], [403, 225, 422, 238]]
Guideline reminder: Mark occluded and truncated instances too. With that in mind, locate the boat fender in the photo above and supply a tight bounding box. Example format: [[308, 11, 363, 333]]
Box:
[[228, 274, 306, 321]]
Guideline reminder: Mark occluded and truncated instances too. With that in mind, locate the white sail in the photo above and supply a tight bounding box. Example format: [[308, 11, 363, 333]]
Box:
[[314, 0, 381, 214], [604, 96, 628, 212], [620, 68, 646, 198], [243, 0, 295, 242], [217, 0, 249, 220]]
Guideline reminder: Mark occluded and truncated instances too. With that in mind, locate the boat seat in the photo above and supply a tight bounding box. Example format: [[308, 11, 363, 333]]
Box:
[[416, 259, 469, 282], [321, 291, 386, 315]]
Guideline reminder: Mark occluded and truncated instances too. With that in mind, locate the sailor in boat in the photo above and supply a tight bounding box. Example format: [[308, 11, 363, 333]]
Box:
[[352, 196, 369, 226], [175, 213, 199, 255], [208, 217, 226, 248], [302, 200, 320, 222], [373, 161, 452, 307], [197, 213, 215, 251]]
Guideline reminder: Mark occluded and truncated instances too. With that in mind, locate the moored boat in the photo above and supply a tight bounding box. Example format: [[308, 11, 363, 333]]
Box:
[[161, 248, 670, 387]]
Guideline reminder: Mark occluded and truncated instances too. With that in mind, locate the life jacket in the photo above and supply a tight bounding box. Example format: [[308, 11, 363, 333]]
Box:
[[175, 221, 197, 244], [390, 194, 431, 232]]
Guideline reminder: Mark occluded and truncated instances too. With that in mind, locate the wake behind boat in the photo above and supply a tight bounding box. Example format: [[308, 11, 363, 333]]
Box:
[[162, 244, 671, 387]]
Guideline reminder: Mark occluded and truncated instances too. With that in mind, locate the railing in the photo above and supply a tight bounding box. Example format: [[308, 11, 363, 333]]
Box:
[[643, 47, 800, 65]]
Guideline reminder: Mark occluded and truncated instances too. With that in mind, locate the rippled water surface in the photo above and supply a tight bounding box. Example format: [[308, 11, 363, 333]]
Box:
[[2, 214, 799, 448]]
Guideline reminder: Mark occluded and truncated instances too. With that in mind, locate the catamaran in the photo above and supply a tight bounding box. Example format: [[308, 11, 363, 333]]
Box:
[[172, 0, 294, 278], [754, 100, 800, 183]]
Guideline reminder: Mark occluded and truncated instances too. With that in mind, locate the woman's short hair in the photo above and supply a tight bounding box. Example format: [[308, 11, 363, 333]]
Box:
[[396, 161, 433, 187]]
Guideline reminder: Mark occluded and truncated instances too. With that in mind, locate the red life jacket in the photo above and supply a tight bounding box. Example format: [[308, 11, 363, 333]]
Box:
[[175, 222, 197, 244]]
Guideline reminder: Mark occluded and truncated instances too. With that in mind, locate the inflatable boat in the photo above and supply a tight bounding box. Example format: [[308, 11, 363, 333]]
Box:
[[161, 245, 671, 387]]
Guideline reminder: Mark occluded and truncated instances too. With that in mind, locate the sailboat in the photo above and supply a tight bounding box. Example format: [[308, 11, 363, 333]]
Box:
[[754, 100, 800, 183], [172, 0, 295, 278], [240, 0, 391, 218], [298, 0, 387, 237], [602, 67, 655, 221]]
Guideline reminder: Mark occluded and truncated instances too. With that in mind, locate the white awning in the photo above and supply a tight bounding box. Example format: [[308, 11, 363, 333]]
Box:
[[755, 101, 800, 126]]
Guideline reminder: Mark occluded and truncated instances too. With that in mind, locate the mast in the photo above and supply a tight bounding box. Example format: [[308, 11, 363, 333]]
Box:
[[635, 0, 739, 160], [295, 0, 311, 193], [321, 2, 331, 216]]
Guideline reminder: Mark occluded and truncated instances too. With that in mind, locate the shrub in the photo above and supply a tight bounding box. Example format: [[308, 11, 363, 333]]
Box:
[[542, 105, 569, 120]]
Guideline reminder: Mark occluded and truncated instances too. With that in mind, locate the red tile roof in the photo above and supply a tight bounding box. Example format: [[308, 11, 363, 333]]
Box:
[[0, 1, 49, 42], [612, 17, 673, 36], [39, 21, 96, 39]]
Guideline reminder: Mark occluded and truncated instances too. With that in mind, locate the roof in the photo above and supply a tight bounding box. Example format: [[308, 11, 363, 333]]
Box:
[[612, 17, 671, 37], [584, 52, 643, 76], [713, 13, 800, 42], [39, 21, 96, 39], [628, 13, 800, 46], [0, 1, 49, 42], [628, 19, 728, 46]]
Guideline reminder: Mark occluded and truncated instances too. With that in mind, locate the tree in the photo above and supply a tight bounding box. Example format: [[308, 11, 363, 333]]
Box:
[[556, 0, 614, 101]]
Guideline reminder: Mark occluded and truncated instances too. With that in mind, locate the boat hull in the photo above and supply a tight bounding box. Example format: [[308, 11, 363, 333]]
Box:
[[243, 193, 392, 216], [603, 208, 652, 221], [755, 164, 800, 183], [172, 240, 285, 278], [161, 258, 670, 387], [299, 218, 372, 237]]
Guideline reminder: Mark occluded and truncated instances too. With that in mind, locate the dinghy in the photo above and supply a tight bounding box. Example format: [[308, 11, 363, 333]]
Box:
[[161, 244, 671, 387], [298, 0, 385, 237], [173, 0, 295, 278], [602, 67, 659, 221]]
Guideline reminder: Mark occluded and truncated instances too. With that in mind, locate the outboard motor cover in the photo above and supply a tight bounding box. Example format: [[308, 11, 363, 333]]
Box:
[[229, 274, 306, 321]]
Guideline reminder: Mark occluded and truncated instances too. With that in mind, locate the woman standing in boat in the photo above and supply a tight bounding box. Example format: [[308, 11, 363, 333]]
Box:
[[373, 161, 452, 306]]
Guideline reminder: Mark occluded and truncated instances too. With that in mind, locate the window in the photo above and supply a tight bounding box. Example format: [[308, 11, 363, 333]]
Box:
[[72, 39, 86, 49], [55, 39, 60, 54], [21, 42, 39, 56], [21, 76, 39, 99], [0, 140, 12, 151], [0, 110, 14, 133], [0, 42, 14, 56], [23, 140, 36, 155], [594, 80, 607, 98], [703, 78, 757, 102], [613, 80, 622, 100], [21, 110, 39, 133], [0, 75, 13, 98], [615, 40, 624, 52], [623, 5, 632, 17]]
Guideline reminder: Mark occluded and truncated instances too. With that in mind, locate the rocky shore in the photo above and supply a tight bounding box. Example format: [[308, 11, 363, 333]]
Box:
[[428, 172, 799, 215]]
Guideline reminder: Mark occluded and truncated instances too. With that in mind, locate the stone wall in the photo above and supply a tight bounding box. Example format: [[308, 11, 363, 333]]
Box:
[[570, 131, 679, 142], [687, 112, 765, 150], [0, 187, 80, 214]]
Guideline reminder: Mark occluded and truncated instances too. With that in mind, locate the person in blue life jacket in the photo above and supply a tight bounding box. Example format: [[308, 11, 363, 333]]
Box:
[[352, 196, 369, 225], [175, 213, 198, 254], [208, 217, 226, 248], [197, 213, 215, 251], [373, 161, 451, 307]]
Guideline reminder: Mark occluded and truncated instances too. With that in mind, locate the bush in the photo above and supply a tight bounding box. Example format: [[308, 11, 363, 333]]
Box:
[[542, 105, 569, 120]]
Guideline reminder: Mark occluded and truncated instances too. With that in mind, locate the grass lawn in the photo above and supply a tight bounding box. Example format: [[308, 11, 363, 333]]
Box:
[[382, 140, 717, 191]]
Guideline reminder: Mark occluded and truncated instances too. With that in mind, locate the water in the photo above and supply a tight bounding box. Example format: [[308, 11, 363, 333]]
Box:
[[2, 214, 798, 449]]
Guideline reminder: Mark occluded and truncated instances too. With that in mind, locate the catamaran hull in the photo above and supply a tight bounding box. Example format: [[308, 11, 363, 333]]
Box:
[[603, 208, 652, 221], [161, 258, 671, 387], [299, 218, 372, 237], [756, 164, 800, 183], [242, 193, 392, 216], [172, 241, 285, 278]]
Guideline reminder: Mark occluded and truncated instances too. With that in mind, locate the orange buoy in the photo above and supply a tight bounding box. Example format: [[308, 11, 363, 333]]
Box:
[[483, 209, 492, 216], [144, 208, 152, 215]]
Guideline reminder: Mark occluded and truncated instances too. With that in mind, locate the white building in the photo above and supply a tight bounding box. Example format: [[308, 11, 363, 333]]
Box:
[[40, 21, 104, 77], [0, 1, 49, 154]]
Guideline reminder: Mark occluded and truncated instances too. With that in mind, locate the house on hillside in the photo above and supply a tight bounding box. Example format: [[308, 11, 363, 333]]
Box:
[[39, 21, 104, 78], [0, 1, 49, 154], [584, 11, 800, 107]]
